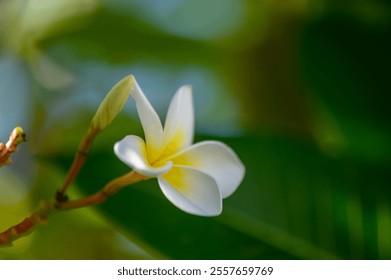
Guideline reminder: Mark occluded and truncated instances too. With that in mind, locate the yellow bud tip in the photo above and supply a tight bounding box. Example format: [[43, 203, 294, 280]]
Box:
[[12, 127, 27, 144], [13, 127, 23, 136]]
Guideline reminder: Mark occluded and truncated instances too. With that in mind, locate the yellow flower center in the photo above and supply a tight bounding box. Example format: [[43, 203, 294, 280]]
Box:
[[148, 129, 186, 168]]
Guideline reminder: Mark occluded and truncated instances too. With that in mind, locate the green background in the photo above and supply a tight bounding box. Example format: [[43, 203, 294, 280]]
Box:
[[0, 0, 390, 259]]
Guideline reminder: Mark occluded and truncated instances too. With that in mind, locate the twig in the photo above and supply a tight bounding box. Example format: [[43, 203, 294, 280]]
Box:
[[56, 126, 100, 201], [58, 171, 146, 210], [0, 171, 146, 246], [0, 201, 53, 247]]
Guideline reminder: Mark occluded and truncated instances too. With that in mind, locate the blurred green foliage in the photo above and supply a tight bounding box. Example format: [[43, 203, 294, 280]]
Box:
[[0, 0, 390, 259]]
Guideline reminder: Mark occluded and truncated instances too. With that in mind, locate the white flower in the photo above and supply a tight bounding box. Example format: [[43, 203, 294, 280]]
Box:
[[114, 77, 245, 216]]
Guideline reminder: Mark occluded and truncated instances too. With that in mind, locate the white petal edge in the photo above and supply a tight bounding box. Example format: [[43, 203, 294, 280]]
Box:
[[169, 141, 245, 198], [131, 78, 164, 160], [114, 135, 172, 177], [162, 85, 194, 151], [157, 165, 222, 216]]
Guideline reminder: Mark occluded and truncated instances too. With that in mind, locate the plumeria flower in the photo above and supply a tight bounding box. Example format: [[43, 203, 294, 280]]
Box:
[[114, 76, 245, 216]]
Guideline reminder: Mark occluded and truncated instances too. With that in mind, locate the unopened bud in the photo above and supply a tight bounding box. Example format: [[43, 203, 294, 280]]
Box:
[[10, 127, 26, 146], [91, 75, 134, 131], [0, 127, 26, 167]]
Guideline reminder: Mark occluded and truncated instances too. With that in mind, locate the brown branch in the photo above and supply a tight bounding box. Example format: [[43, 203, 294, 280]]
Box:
[[58, 170, 146, 210], [0, 171, 146, 247], [0, 201, 53, 247], [56, 126, 100, 199]]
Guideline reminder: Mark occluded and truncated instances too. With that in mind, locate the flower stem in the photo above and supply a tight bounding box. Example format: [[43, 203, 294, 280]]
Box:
[[58, 171, 147, 210], [0, 171, 146, 246], [0, 201, 53, 247], [56, 126, 99, 200]]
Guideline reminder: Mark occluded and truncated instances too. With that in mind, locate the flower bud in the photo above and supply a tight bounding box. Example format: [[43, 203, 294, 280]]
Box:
[[91, 75, 134, 131], [10, 127, 26, 145]]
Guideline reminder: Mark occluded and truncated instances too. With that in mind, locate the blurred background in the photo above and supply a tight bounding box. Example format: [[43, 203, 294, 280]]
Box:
[[0, 0, 390, 259]]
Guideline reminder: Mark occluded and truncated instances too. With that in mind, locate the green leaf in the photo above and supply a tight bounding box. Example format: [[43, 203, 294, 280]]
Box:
[[300, 16, 391, 161]]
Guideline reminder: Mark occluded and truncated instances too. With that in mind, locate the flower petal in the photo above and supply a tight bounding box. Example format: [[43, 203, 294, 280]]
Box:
[[158, 165, 222, 216], [169, 141, 245, 198], [160, 86, 194, 158], [114, 135, 172, 177], [131, 79, 164, 160]]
